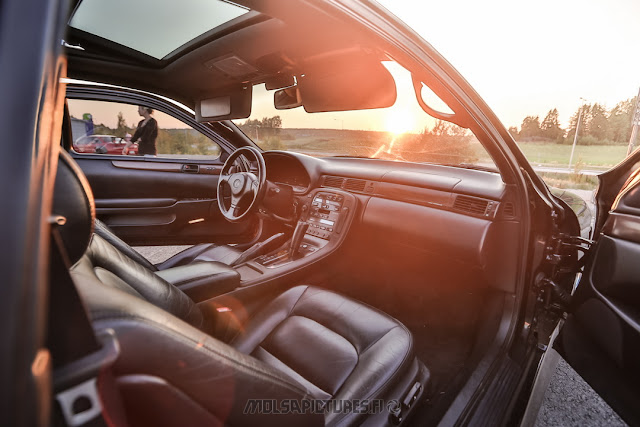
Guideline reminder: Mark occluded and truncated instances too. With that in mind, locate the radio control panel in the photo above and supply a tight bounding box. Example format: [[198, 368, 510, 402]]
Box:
[[305, 192, 344, 240]]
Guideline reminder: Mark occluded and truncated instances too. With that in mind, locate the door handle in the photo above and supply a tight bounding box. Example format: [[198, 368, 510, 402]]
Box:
[[182, 164, 199, 173]]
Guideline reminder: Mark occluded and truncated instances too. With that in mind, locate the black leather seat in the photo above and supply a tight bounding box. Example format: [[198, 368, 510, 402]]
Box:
[[53, 149, 429, 426], [94, 218, 243, 270]]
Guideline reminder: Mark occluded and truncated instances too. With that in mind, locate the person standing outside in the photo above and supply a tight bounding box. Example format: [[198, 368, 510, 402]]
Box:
[[123, 106, 158, 155]]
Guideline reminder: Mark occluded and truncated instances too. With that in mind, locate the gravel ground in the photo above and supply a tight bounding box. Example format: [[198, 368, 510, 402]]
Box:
[[135, 190, 626, 426], [535, 358, 626, 426], [134, 245, 191, 264]]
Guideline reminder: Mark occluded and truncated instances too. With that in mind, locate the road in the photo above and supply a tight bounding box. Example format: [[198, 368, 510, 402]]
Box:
[[533, 165, 605, 176]]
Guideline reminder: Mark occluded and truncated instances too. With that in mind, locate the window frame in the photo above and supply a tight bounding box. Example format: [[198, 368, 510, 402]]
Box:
[[65, 84, 243, 164]]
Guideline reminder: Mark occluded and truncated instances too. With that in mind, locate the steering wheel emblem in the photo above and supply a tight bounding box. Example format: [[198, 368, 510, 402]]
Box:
[[233, 179, 242, 189]]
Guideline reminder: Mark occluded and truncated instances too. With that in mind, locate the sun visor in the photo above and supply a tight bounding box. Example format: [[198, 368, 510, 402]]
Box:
[[297, 55, 397, 113], [196, 85, 252, 122]]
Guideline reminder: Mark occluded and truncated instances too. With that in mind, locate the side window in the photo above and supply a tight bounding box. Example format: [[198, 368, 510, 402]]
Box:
[[67, 98, 221, 159]]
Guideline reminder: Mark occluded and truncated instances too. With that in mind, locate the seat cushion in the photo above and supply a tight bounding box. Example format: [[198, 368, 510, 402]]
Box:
[[231, 286, 416, 422]]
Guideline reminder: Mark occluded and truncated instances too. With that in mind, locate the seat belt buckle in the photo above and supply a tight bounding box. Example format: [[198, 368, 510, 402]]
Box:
[[56, 378, 102, 426], [54, 329, 120, 427]]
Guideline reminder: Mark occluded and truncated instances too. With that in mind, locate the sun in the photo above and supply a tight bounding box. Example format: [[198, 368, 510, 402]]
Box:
[[385, 108, 416, 135]]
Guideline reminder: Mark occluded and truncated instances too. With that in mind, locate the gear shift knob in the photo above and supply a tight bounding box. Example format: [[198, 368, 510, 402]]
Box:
[[289, 221, 309, 258]]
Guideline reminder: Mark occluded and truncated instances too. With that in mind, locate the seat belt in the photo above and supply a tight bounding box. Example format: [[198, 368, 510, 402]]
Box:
[[48, 217, 125, 427]]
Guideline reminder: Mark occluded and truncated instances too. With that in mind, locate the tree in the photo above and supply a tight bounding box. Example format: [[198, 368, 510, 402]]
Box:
[[508, 126, 519, 139], [566, 105, 589, 143], [261, 116, 282, 129], [608, 97, 635, 143], [520, 115, 541, 139], [540, 108, 563, 141], [587, 103, 609, 141], [116, 112, 128, 137], [237, 116, 284, 144]]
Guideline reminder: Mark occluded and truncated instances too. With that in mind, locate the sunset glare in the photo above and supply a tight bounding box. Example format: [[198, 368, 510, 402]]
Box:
[[385, 109, 416, 135]]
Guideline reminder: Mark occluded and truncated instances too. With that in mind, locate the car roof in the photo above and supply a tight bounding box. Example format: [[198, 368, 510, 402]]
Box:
[[64, 0, 392, 109]]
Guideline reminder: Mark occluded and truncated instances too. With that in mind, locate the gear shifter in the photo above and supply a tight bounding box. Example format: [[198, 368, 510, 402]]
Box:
[[289, 221, 309, 259]]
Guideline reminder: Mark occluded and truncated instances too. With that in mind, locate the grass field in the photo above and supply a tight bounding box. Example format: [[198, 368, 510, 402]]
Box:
[[269, 129, 628, 170], [515, 141, 627, 169], [258, 128, 627, 181]]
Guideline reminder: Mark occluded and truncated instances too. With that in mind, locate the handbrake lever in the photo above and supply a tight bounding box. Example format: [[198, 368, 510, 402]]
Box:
[[230, 232, 286, 266]]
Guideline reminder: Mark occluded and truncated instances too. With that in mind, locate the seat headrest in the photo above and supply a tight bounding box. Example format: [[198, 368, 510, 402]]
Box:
[[52, 149, 95, 265]]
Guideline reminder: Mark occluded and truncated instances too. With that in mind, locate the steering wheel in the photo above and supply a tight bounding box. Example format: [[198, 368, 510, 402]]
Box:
[[217, 146, 267, 222]]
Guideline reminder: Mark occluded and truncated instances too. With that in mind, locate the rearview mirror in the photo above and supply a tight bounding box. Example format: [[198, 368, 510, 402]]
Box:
[[274, 86, 302, 110]]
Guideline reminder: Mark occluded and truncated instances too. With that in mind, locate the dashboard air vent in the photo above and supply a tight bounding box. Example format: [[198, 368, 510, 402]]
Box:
[[503, 202, 516, 218], [344, 178, 367, 193], [323, 176, 344, 189], [453, 195, 489, 216]]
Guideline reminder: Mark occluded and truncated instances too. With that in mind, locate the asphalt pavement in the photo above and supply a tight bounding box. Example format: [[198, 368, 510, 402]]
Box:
[[535, 358, 625, 426]]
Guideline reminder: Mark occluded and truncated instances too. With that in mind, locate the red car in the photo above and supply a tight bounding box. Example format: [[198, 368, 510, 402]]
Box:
[[73, 134, 138, 155]]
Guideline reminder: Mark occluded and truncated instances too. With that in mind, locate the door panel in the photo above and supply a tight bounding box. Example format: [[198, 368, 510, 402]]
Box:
[[65, 89, 260, 246], [75, 157, 255, 246], [556, 169, 640, 426]]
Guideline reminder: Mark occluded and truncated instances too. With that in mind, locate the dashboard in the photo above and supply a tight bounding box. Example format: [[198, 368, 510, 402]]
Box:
[[264, 152, 311, 192], [258, 150, 520, 293]]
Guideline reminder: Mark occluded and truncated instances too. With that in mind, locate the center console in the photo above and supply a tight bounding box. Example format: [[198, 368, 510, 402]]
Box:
[[305, 191, 345, 239], [235, 188, 356, 284]]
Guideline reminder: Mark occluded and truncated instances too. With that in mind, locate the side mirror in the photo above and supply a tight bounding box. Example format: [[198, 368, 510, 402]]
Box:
[[274, 86, 302, 110]]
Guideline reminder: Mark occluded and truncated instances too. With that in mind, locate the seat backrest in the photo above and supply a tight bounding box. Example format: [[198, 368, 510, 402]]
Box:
[[72, 233, 204, 329], [94, 218, 158, 271]]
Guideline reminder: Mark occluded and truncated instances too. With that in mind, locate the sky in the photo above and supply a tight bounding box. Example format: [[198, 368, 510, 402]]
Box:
[[375, 0, 640, 129], [70, 0, 640, 134]]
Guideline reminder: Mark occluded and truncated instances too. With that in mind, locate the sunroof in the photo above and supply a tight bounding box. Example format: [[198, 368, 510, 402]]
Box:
[[69, 0, 250, 60]]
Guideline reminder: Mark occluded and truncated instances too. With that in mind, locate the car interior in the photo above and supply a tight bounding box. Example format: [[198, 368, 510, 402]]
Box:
[[48, 0, 555, 425]]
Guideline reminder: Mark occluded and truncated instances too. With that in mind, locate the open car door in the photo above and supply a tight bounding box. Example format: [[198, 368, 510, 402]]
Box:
[[64, 83, 259, 247], [555, 149, 640, 425]]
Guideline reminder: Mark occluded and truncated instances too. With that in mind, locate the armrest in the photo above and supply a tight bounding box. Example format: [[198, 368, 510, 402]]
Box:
[[155, 261, 240, 302]]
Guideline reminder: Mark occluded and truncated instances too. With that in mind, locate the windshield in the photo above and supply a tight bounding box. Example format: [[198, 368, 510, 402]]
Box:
[[233, 62, 495, 170]]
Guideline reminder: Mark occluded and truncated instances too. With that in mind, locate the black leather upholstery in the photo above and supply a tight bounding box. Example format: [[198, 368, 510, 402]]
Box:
[[73, 268, 322, 426], [155, 261, 240, 302], [155, 243, 243, 269], [73, 234, 205, 329], [93, 220, 243, 270], [94, 219, 158, 271], [232, 285, 420, 425]]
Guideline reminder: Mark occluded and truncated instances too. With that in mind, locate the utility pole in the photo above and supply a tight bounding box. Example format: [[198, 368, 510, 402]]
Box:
[[568, 97, 586, 170], [626, 87, 640, 156]]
